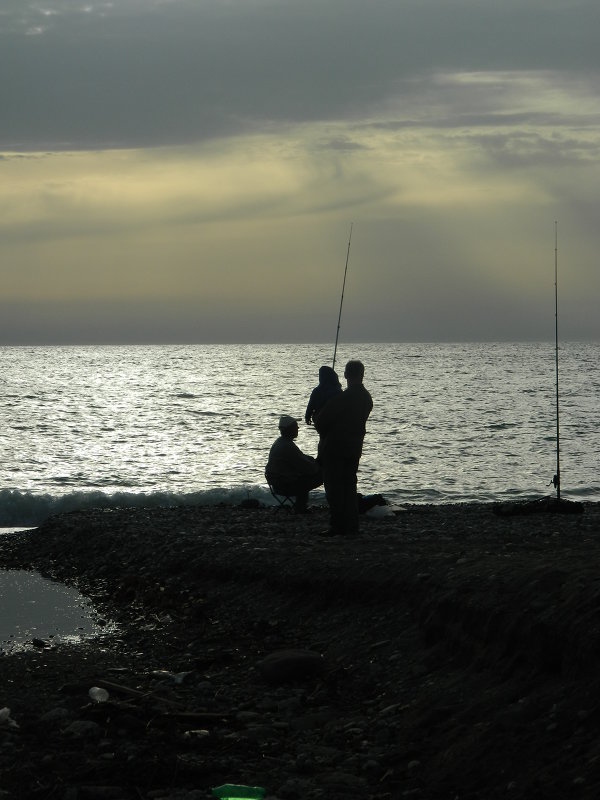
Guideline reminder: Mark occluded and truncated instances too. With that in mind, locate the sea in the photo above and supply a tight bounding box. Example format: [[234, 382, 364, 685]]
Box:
[[1, 342, 599, 530]]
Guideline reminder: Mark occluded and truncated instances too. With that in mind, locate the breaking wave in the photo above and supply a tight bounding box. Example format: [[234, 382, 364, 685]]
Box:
[[0, 486, 277, 528]]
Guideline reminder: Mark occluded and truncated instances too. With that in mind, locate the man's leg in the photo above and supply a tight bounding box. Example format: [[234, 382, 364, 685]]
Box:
[[322, 456, 345, 534], [341, 458, 360, 536], [294, 488, 309, 513], [293, 470, 323, 513]]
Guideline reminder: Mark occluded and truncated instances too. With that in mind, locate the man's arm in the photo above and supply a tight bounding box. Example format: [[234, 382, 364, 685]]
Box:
[[313, 392, 342, 435], [272, 439, 319, 478], [290, 442, 320, 475]]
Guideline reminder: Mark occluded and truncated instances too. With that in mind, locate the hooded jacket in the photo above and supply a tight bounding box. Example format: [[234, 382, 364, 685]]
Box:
[[305, 366, 342, 424]]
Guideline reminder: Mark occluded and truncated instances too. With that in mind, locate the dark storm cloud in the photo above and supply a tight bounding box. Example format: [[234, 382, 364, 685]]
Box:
[[2, 0, 600, 151]]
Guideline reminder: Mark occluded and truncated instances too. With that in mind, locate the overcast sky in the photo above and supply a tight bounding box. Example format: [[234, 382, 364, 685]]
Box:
[[1, 0, 599, 344]]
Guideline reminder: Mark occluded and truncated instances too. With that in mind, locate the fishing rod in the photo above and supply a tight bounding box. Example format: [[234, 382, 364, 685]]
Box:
[[332, 222, 353, 371], [552, 220, 561, 500]]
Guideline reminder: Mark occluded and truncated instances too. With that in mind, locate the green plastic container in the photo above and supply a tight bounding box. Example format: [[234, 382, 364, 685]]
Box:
[[211, 785, 266, 800]]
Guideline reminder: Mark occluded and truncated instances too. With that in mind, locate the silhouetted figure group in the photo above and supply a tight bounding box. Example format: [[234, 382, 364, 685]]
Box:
[[265, 359, 373, 536]]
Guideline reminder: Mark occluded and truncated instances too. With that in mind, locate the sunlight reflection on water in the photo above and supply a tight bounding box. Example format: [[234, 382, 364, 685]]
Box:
[[1, 343, 599, 518]]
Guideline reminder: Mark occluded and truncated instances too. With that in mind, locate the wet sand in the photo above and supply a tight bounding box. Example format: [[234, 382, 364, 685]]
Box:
[[1, 500, 600, 799]]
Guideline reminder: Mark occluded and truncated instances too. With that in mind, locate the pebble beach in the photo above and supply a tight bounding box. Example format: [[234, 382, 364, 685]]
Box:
[[1, 500, 600, 799]]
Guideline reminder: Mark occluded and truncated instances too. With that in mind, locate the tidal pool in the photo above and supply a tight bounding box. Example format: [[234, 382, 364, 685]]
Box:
[[0, 568, 110, 655]]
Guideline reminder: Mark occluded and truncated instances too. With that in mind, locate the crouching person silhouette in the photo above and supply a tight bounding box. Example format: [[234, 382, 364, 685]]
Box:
[[265, 415, 323, 513]]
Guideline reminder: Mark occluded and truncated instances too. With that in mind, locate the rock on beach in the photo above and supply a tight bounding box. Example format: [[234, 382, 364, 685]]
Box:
[[1, 500, 600, 799]]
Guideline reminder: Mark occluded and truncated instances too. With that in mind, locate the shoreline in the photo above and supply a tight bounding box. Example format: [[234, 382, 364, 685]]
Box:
[[2, 485, 599, 532], [1, 501, 600, 799]]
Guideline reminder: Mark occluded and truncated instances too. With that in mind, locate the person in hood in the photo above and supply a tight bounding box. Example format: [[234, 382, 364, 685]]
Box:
[[305, 366, 342, 425]]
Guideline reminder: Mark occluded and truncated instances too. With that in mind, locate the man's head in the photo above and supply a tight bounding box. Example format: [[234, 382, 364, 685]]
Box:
[[278, 415, 299, 439], [344, 359, 365, 385]]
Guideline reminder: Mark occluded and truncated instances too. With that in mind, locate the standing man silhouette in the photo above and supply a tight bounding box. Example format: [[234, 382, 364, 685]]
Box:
[[314, 360, 373, 537]]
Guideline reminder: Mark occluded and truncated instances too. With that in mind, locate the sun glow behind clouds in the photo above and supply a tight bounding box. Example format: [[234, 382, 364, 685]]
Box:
[[1, 52, 600, 340], [0, 140, 359, 308], [1, 144, 304, 231]]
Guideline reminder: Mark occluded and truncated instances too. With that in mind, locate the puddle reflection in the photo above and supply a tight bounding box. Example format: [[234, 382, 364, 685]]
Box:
[[1, 568, 110, 655]]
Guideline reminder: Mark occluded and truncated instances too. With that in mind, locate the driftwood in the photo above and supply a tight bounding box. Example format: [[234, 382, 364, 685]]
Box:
[[150, 711, 232, 724], [94, 679, 187, 709], [90, 681, 232, 730]]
